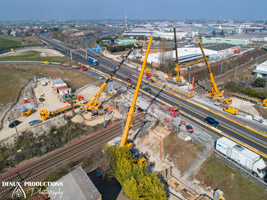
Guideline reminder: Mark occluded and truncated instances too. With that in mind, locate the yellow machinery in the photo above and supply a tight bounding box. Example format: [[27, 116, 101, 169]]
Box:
[[21, 109, 34, 117], [83, 44, 138, 112], [262, 99, 267, 107], [197, 41, 232, 104], [40, 103, 79, 120], [120, 36, 153, 148], [44, 61, 49, 64], [173, 26, 182, 82], [223, 107, 238, 115]]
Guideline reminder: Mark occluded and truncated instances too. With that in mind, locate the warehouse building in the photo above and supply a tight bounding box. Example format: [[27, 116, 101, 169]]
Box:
[[47, 166, 101, 200], [253, 61, 267, 79]]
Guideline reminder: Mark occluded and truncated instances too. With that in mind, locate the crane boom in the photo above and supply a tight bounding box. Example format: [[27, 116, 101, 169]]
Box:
[[120, 36, 153, 147], [197, 40, 222, 97], [173, 26, 181, 82], [85, 44, 138, 111]]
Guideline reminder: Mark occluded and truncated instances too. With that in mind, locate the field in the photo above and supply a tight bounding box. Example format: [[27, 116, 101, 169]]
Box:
[[0, 70, 34, 105], [0, 37, 22, 48], [0, 64, 96, 106], [0, 50, 73, 63], [163, 132, 203, 173], [195, 155, 267, 200]]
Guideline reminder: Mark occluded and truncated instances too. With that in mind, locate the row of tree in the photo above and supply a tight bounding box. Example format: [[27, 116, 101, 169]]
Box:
[[104, 146, 167, 200]]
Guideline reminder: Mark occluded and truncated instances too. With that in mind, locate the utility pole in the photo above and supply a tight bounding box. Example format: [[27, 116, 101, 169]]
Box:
[[10, 112, 19, 137], [205, 77, 208, 93], [121, 111, 124, 135], [103, 107, 106, 128], [235, 65, 238, 77], [188, 73, 191, 92], [220, 63, 223, 74], [86, 49, 87, 59], [70, 50, 72, 60]]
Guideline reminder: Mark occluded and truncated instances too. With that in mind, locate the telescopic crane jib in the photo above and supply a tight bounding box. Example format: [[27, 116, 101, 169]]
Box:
[[120, 36, 153, 148], [197, 40, 232, 104], [84, 44, 138, 111], [197, 40, 222, 98], [173, 26, 182, 82]]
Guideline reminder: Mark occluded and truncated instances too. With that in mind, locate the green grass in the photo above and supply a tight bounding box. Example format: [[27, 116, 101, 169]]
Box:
[[0, 37, 22, 47], [0, 50, 73, 63], [195, 155, 267, 200], [0, 70, 34, 105]]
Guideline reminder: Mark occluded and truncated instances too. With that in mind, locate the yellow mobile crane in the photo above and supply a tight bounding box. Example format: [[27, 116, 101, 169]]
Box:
[[173, 26, 182, 83], [120, 36, 153, 150], [83, 44, 138, 112], [197, 41, 232, 104]]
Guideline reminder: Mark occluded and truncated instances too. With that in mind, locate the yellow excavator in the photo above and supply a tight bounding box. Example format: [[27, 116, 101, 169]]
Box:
[[83, 44, 138, 113], [197, 41, 232, 104], [173, 26, 182, 83], [120, 36, 153, 163]]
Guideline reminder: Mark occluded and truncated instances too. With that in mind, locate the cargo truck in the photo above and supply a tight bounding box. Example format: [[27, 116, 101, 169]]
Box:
[[87, 56, 99, 65], [216, 137, 267, 179]]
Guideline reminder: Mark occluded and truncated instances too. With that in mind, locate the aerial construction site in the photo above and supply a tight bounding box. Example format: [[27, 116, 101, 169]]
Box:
[[0, 18, 267, 200]]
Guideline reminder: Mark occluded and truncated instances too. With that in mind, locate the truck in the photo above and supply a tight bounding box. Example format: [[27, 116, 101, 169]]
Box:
[[223, 107, 238, 115], [87, 56, 99, 65], [170, 106, 179, 117], [216, 137, 267, 179]]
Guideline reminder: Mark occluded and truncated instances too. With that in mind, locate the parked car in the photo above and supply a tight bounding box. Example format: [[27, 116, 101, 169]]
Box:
[[8, 120, 21, 128], [205, 117, 219, 127], [28, 120, 42, 126], [125, 78, 132, 82], [39, 97, 45, 102]]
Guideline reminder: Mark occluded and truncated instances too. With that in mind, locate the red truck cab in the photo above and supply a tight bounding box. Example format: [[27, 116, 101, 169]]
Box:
[[170, 107, 179, 117]]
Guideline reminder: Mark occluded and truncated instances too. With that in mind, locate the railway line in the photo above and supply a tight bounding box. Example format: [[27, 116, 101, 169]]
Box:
[[0, 112, 145, 199]]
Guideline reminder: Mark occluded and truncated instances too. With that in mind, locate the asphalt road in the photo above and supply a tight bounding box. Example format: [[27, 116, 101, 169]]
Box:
[[35, 33, 267, 159]]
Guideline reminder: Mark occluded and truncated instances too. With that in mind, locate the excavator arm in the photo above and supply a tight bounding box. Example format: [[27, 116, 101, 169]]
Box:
[[85, 44, 138, 111], [120, 36, 153, 147], [173, 26, 182, 82]]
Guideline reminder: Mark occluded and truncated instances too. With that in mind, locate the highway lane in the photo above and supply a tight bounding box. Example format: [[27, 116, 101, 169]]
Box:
[[37, 33, 267, 158]]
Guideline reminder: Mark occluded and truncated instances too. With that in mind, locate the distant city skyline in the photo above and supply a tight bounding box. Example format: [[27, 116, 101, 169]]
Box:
[[1, 0, 267, 21]]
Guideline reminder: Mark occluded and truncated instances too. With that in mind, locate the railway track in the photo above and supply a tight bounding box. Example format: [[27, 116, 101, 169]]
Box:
[[0, 112, 145, 198]]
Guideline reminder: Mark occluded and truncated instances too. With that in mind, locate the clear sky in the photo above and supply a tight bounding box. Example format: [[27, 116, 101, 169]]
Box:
[[0, 0, 266, 21]]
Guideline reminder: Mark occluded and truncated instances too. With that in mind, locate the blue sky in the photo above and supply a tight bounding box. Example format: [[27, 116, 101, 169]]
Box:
[[0, 0, 266, 21]]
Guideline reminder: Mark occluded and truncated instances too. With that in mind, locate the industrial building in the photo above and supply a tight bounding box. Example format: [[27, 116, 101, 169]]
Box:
[[253, 61, 267, 79], [202, 37, 249, 45], [47, 166, 101, 200]]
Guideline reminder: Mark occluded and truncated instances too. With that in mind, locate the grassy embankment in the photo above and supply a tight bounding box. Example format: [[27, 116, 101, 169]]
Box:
[[195, 155, 267, 200]]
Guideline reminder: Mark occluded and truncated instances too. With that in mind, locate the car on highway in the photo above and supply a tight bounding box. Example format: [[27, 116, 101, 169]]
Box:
[[205, 117, 219, 127], [28, 120, 42, 126], [125, 78, 132, 82], [8, 120, 21, 128], [144, 87, 152, 93]]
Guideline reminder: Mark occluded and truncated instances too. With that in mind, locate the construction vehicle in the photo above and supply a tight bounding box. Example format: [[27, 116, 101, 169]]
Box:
[[21, 109, 35, 117], [179, 120, 193, 133], [170, 106, 179, 117], [40, 103, 79, 120], [120, 36, 153, 152], [223, 107, 238, 115], [197, 41, 232, 104], [262, 99, 267, 107], [44, 61, 50, 64], [173, 26, 182, 83], [83, 44, 138, 112]]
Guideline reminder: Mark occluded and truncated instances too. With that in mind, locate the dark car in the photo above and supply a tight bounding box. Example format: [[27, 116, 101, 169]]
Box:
[[8, 120, 21, 128], [125, 78, 132, 82], [205, 117, 219, 127], [28, 120, 42, 126], [39, 97, 45, 102], [144, 87, 152, 93]]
